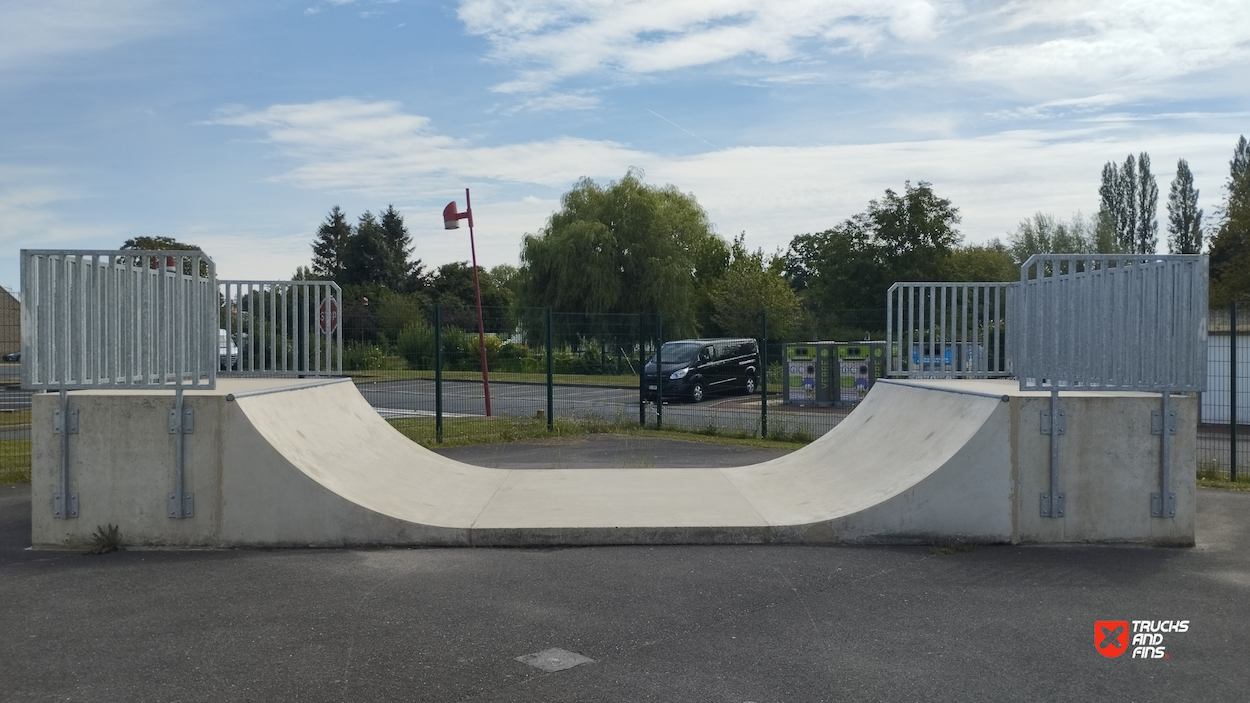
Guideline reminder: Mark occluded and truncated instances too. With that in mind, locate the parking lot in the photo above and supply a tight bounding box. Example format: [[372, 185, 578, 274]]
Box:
[[358, 378, 850, 437]]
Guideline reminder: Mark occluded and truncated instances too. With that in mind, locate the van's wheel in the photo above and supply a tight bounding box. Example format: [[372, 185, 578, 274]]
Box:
[[744, 376, 756, 395], [690, 383, 705, 403]]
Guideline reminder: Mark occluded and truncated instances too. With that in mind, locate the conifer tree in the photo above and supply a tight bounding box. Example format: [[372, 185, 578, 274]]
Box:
[[1136, 152, 1158, 254], [1166, 159, 1203, 254], [311, 206, 352, 280]]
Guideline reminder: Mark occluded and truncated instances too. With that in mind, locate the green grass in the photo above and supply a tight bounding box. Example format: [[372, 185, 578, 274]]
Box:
[[350, 369, 639, 388], [930, 539, 980, 556], [387, 415, 811, 451], [1196, 468, 1250, 492], [0, 439, 31, 484], [0, 409, 30, 427]]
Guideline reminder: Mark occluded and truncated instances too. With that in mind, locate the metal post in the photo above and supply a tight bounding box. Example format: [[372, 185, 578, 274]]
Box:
[[53, 387, 78, 519], [464, 188, 492, 417], [168, 385, 193, 519], [638, 313, 646, 427], [1232, 300, 1238, 483], [655, 313, 663, 430], [546, 307, 554, 432], [760, 309, 768, 438], [434, 304, 443, 444], [1040, 387, 1065, 517], [1151, 391, 1176, 517]]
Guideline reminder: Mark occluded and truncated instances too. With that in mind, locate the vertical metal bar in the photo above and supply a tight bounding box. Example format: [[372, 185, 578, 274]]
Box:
[[1156, 391, 1175, 517], [335, 285, 342, 375], [546, 306, 554, 432], [1232, 300, 1239, 482], [939, 284, 947, 375], [907, 285, 915, 378], [269, 282, 276, 371], [56, 387, 72, 518], [281, 283, 288, 373], [174, 386, 185, 517], [1048, 387, 1062, 517], [928, 284, 936, 377], [760, 309, 768, 438], [638, 313, 646, 427], [315, 281, 325, 375], [655, 313, 663, 430], [886, 285, 894, 374], [434, 303, 443, 444], [301, 283, 309, 374]]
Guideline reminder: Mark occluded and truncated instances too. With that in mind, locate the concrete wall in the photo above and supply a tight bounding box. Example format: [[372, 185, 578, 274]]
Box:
[[1010, 393, 1196, 545], [30, 381, 1198, 549], [32, 392, 226, 548]]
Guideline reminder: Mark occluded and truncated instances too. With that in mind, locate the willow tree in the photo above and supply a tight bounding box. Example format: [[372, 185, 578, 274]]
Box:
[[520, 170, 729, 338]]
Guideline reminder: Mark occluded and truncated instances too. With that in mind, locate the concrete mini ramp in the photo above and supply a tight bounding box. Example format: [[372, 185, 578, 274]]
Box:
[[31, 377, 1196, 548]]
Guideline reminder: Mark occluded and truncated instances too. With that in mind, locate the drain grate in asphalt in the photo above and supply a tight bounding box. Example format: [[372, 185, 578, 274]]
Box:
[[515, 647, 594, 672]]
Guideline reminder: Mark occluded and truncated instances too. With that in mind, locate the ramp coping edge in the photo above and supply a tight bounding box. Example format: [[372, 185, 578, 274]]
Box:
[[225, 377, 353, 401], [875, 378, 1011, 402]]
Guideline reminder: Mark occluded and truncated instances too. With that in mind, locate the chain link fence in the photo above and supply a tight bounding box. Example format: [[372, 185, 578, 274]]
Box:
[[1199, 303, 1248, 481], [0, 286, 30, 483], [343, 305, 882, 447]]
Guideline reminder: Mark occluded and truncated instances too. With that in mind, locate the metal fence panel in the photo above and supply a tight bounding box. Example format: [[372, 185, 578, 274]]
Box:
[[886, 282, 1014, 378], [20, 250, 217, 391], [218, 281, 342, 377], [1015, 255, 1207, 392]]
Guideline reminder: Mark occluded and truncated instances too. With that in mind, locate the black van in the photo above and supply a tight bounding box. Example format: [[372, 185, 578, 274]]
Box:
[[642, 338, 760, 403]]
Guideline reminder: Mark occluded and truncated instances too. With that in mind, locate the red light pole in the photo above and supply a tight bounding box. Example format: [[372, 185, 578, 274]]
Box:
[[443, 189, 492, 416]]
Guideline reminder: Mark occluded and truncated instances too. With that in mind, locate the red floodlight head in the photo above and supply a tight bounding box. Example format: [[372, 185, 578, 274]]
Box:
[[444, 201, 471, 230]]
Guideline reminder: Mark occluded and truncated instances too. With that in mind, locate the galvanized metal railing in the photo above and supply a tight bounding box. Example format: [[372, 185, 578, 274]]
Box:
[[1014, 253, 1207, 521], [1015, 255, 1207, 392], [21, 249, 218, 522], [218, 280, 342, 377], [21, 250, 218, 390], [886, 282, 1014, 379]]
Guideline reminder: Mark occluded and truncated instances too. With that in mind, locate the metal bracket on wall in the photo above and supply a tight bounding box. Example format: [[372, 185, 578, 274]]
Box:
[[1150, 410, 1177, 435], [1039, 492, 1065, 517], [1150, 393, 1177, 518], [1039, 409, 1066, 435], [168, 407, 194, 434], [1039, 390, 1065, 517], [53, 408, 79, 434], [168, 390, 194, 519], [1150, 492, 1176, 518], [53, 492, 79, 519], [167, 491, 195, 518], [53, 389, 79, 519]]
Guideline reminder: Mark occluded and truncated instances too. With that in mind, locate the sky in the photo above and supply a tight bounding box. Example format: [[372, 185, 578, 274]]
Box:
[[1, 0, 1248, 290]]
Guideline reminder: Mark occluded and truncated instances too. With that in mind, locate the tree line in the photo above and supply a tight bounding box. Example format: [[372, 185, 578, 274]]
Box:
[[289, 134, 1248, 350], [129, 133, 1244, 360]]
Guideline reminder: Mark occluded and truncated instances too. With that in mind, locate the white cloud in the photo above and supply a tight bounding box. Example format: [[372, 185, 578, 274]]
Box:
[[211, 98, 645, 196], [960, 0, 1250, 98], [459, 0, 948, 93], [458, 0, 1250, 111], [511, 92, 602, 112], [210, 98, 1241, 273], [0, 0, 184, 75]]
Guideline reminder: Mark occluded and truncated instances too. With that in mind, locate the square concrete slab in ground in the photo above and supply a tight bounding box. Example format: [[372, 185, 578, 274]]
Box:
[[515, 648, 595, 672]]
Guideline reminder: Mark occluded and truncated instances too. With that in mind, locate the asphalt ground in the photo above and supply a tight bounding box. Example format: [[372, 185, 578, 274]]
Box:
[[3, 436, 1249, 702]]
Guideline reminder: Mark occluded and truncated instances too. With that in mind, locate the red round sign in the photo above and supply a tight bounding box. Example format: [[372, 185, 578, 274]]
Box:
[[318, 298, 339, 335]]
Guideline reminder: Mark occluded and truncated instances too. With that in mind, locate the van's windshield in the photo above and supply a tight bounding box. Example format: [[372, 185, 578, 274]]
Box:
[[649, 342, 701, 365]]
